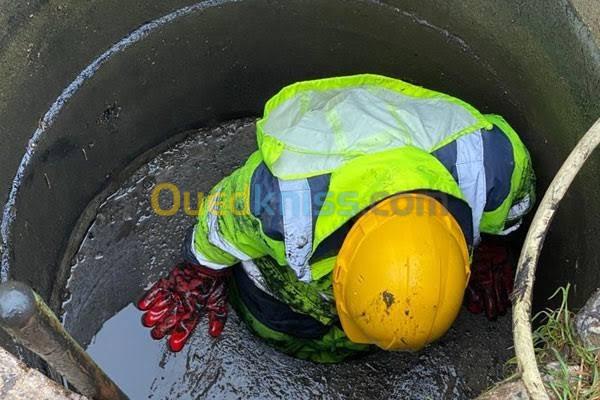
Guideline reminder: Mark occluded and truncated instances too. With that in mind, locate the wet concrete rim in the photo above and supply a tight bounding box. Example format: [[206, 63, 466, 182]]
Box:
[[0, 0, 493, 293], [0, 0, 242, 282]]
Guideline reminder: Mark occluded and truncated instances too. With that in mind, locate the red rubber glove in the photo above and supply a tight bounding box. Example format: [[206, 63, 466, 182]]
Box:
[[137, 262, 230, 352], [465, 242, 514, 320]]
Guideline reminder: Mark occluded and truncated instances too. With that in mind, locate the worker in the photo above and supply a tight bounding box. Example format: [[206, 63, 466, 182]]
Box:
[[137, 74, 535, 362]]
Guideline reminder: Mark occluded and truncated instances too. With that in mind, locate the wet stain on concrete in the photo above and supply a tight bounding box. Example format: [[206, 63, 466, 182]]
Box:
[[40, 137, 79, 163], [97, 102, 122, 134]]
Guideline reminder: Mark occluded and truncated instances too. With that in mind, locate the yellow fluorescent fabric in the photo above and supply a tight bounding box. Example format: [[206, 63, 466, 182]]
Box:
[[257, 74, 492, 179]]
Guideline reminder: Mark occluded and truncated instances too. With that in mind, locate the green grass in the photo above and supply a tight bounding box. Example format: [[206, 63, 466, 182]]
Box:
[[530, 285, 600, 399]]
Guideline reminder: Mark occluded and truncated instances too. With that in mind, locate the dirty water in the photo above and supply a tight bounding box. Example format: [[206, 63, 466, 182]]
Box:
[[62, 119, 514, 399]]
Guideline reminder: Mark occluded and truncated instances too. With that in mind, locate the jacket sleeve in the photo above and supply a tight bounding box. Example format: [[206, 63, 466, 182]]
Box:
[[501, 152, 536, 234], [183, 151, 274, 269], [483, 114, 536, 235]]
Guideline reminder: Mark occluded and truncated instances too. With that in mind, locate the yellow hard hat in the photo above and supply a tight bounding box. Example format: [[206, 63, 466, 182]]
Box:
[[333, 193, 470, 351]]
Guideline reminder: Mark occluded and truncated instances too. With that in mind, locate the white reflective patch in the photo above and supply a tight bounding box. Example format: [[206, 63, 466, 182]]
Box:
[[190, 229, 232, 270], [498, 220, 523, 236], [206, 192, 252, 261], [241, 260, 278, 297], [262, 84, 483, 179], [278, 178, 313, 282], [456, 131, 487, 245], [507, 194, 532, 221]]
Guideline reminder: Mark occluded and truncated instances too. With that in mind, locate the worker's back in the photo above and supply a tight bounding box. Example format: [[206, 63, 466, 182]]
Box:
[[189, 74, 535, 278], [140, 75, 536, 362]]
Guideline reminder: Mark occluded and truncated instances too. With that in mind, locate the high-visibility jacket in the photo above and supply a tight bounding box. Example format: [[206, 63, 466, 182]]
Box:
[[185, 74, 535, 330]]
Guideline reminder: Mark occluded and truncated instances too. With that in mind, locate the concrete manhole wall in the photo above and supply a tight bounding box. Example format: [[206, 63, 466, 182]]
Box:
[[0, 0, 599, 366]]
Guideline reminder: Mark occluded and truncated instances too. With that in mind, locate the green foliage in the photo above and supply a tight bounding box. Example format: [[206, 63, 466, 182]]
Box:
[[532, 285, 600, 399]]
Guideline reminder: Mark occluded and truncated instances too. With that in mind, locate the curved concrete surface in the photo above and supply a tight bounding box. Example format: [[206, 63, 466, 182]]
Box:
[[0, 0, 599, 381]]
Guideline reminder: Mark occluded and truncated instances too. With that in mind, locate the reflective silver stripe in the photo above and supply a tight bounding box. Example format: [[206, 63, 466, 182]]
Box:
[[507, 194, 532, 221], [278, 178, 313, 282], [206, 191, 252, 261], [190, 229, 232, 270], [241, 260, 279, 298], [498, 220, 523, 235], [456, 130, 487, 245]]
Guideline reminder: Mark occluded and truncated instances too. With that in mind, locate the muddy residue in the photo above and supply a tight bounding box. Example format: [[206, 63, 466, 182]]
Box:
[[63, 119, 514, 399], [382, 290, 395, 310]]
